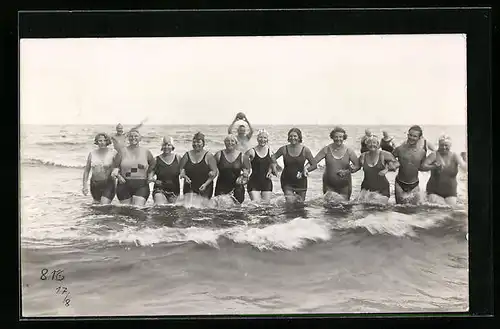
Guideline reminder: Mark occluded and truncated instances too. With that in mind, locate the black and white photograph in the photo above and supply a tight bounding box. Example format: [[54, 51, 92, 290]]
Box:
[[20, 33, 469, 316]]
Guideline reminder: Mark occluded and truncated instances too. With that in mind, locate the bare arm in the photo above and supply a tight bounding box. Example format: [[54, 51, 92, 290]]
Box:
[[348, 148, 361, 172], [214, 150, 222, 164], [82, 153, 92, 194], [420, 152, 438, 171], [227, 117, 238, 134], [241, 153, 251, 178], [269, 146, 285, 175], [245, 148, 256, 162], [179, 152, 189, 179], [204, 153, 219, 185], [382, 150, 400, 171], [244, 117, 254, 139], [351, 154, 364, 173], [304, 147, 318, 173], [455, 152, 467, 171], [310, 146, 327, 171], [426, 140, 437, 152], [146, 150, 156, 181]]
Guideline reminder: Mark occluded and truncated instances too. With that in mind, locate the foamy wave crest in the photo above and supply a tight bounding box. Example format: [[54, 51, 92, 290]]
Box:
[[36, 141, 85, 147], [335, 212, 450, 237], [22, 157, 84, 169], [224, 217, 332, 251]]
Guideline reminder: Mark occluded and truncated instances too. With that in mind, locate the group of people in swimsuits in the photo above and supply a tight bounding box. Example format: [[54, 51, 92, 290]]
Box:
[[82, 112, 467, 207]]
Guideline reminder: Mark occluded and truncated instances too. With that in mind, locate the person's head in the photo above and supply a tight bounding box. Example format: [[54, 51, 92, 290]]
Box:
[[116, 124, 124, 135], [365, 135, 380, 152], [382, 131, 389, 138], [161, 136, 175, 154], [365, 128, 373, 137], [288, 128, 303, 145], [127, 129, 141, 146], [94, 132, 112, 148], [192, 132, 205, 151], [237, 125, 247, 137], [407, 125, 423, 145], [329, 126, 348, 146], [224, 134, 238, 151], [256, 129, 269, 146], [438, 134, 452, 153]]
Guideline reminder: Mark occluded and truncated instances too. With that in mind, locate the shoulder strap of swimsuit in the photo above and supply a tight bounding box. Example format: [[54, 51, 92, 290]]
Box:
[[423, 139, 427, 153], [187, 151, 192, 163], [285, 145, 288, 155], [202, 151, 208, 162]]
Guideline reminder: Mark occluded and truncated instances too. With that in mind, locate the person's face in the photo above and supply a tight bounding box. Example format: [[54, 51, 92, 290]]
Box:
[[438, 140, 452, 153], [128, 131, 140, 146], [162, 142, 174, 154], [237, 126, 246, 136], [288, 132, 300, 145], [407, 129, 421, 145], [116, 125, 124, 135], [192, 138, 204, 151], [366, 139, 379, 151], [97, 136, 108, 148], [257, 134, 268, 146], [332, 132, 344, 146], [224, 138, 237, 151], [365, 129, 372, 136]]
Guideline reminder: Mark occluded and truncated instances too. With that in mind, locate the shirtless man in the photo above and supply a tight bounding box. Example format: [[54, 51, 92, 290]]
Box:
[[228, 112, 254, 152], [111, 119, 147, 152], [392, 125, 435, 204]]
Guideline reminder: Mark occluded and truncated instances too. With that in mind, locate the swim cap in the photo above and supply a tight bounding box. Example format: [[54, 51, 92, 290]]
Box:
[[161, 136, 175, 151], [257, 129, 269, 138], [438, 134, 452, 144]]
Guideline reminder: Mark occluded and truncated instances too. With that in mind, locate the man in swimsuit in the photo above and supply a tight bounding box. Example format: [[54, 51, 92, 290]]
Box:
[[111, 119, 147, 152], [228, 112, 254, 152], [392, 125, 432, 204]]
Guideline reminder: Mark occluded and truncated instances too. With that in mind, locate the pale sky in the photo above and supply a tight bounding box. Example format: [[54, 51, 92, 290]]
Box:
[[20, 34, 467, 125]]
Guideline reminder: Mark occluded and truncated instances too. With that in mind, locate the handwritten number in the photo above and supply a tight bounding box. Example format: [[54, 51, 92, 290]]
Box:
[[40, 269, 48, 280], [56, 270, 65, 281], [64, 298, 71, 307]]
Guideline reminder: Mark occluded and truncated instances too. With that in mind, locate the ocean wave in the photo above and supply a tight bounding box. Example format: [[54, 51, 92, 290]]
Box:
[[36, 141, 86, 146], [22, 157, 84, 169]]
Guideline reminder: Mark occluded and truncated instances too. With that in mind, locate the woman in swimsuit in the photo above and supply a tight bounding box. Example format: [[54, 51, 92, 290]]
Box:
[[111, 129, 156, 206], [152, 136, 182, 205], [353, 135, 399, 202], [271, 128, 317, 203], [311, 127, 360, 201], [82, 133, 117, 204], [245, 129, 275, 202], [214, 134, 251, 204], [179, 132, 218, 200], [421, 135, 467, 206]]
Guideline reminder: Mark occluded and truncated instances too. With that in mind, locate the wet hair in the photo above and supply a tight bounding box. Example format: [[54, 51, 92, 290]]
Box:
[[365, 135, 380, 146], [224, 134, 239, 145], [94, 132, 112, 146], [192, 132, 206, 147], [438, 134, 452, 144], [408, 125, 423, 137], [257, 129, 269, 138], [287, 128, 303, 143], [161, 136, 175, 151], [329, 126, 348, 140], [129, 128, 140, 135]]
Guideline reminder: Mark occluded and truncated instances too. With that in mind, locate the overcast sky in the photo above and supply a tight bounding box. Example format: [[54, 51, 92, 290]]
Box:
[[20, 34, 467, 125]]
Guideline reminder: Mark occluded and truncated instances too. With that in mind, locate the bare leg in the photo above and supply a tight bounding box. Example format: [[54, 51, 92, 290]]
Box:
[[119, 198, 132, 204], [132, 196, 147, 206], [261, 191, 272, 202], [445, 196, 457, 206], [249, 191, 261, 202], [395, 183, 421, 205], [427, 193, 447, 205], [283, 189, 296, 203], [296, 191, 307, 203], [154, 193, 168, 205], [100, 197, 112, 205]]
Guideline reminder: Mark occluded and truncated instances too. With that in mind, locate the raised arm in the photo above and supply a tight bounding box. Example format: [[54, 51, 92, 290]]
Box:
[[128, 118, 147, 134], [420, 152, 438, 171], [227, 117, 238, 134], [82, 153, 92, 195], [244, 117, 254, 139]]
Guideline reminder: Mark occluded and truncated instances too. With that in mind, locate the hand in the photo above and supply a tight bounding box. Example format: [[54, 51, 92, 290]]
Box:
[[82, 186, 88, 196], [154, 180, 162, 186], [148, 176, 156, 183], [337, 169, 347, 178], [117, 175, 126, 184], [266, 171, 273, 179], [378, 168, 389, 176], [199, 183, 207, 192], [433, 161, 443, 171], [182, 175, 192, 185], [303, 168, 309, 178], [296, 171, 303, 179]]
